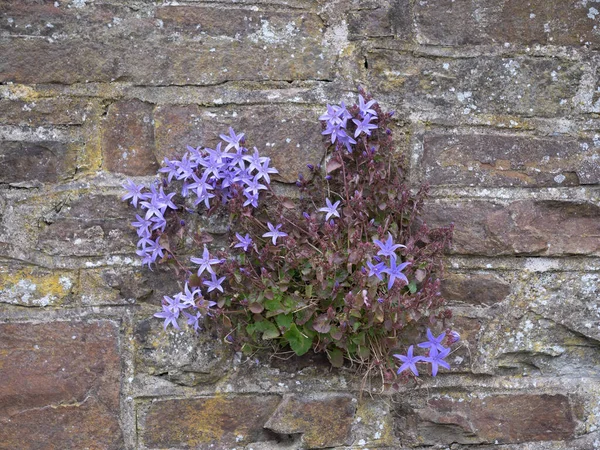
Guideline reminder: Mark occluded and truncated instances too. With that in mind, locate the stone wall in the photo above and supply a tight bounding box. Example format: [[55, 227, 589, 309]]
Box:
[[1, 0, 599, 449]]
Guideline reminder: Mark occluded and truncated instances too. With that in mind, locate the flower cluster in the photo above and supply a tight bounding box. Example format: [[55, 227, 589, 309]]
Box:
[[394, 329, 460, 377], [122, 88, 454, 385]]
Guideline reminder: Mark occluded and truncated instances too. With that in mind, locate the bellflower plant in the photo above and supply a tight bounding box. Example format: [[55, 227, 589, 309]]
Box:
[[122, 88, 455, 384]]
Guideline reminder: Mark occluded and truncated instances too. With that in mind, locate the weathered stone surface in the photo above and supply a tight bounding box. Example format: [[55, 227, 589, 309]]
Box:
[[36, 193, 136, 257], [142, 395, 281, 449], [421, 133, 600, 187], [0, 141, 78, 184], [264, 393, 356, 448], [415, 0, 600, 48], [369, 52, 583, 119], [348, 0, 412, 41], [154, 105, 324, 183], [78, 265, 180, 306], [442, 271, 511, 306], [0, 5, 333, 85], [0, 321, 123, 449], [422, 199, 600, 256], [102, 100, 158, 176], [0, 98, 91, 126], [411, 393, 578, 445], [0, 264, 77, 307], [135, 317, 233, 386]]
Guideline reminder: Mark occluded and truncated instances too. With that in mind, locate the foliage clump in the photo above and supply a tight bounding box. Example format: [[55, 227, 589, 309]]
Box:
[[123, 89, 454, 381]]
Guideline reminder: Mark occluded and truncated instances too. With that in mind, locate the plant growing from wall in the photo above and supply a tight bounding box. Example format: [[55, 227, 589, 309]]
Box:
[[122, 88, 457, 383]]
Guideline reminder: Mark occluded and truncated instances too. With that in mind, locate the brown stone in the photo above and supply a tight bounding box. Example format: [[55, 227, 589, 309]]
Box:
[[36, 193, 137, 257], [348, 0, 412, 42], [0, 4, 333, 85], [0, 264, 77, 307], [102, 100, 158, 176], [422, 199, 600, 256], [421, 133, 600, 187], [0, 141, 78, 184], [415, 393, 577, 444], [0, 98, 91, 126], [142, 395, 281, 449], [442, 272, 511, 306], [134, 317, 233, 386], [0, 321, 123, 449], [369, 52, 582, 119], [154, 104, 325, 183], [415, 0, 600, 48], [264, 393, 356, 448]]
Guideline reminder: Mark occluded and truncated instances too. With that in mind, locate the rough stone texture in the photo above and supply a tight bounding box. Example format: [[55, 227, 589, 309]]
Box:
[[264, 393, 357, 448], [102, 100, 158, 176], [36, 193, 137, 257], [1, 0, 600, 448], [442, 271, 511, 306], [422, 199, 600, 256], [369, 52, 583, 119], [421, 133, 600, 187], [154, 104, 325, 182], [412, 393, 578, 445], [414, 0, 600, 48], [142, 395, 281, 449], [0, 321, 123, 449], [0, 141, 78, 184]]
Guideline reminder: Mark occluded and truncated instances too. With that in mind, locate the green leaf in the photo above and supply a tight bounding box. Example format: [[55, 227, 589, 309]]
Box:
[[283, 323, 313, 356], [264, 298, 283, 311], [408, 280, 417, 294], [252, 321, 280, 340], [327, 348, 344, 368], [275, 313, 293, 331], [305, 284, 313, 298]]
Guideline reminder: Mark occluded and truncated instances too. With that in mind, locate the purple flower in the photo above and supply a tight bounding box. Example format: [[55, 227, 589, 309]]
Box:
[[358, 94, 377, 118], [382, 258, 411, 290], [131, 214, 152, 238], [366, 260, 386, 281], [352, 114, 378, 137], [220, 127, 245, 151], [254, 158, 279, 184], [423, 346, 451, 377], [243, 175, 268, 196], [243, 190, 259, 208], [417, 328, 447, 352], [203, 272, 226, 293], [393, 345, 423, 376], [183, 310, 202, 333], [177, 283, 201, 309], [318, 198, 341, 221], [176, 154, 196, 180], [153, 295, 183, 330], [121, 179, 147, 208], [234, 233, 253, 252], [198, 145, 224, 179], [243, 147, 269, 173], [373, 233, 406, 258], [158, 157, 179, 182], [191, 246, 222, 276], [262, 222, 287, 245]]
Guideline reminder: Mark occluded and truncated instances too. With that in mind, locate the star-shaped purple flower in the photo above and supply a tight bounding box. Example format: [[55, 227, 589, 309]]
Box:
[[393, 345, 423, 376], [121, 179, 147, 208], [417, 328, 447, 352], [382, 258, 411, 290], [191, 246, 222, 276], [153, 295, 184, 330], [423, 346, 451, 377], [373, 233, 406, 258], [352, 114, 378, 137], [358, 94, 377, 118], [318, 198, 341, 221], [366, 260, 386, 281], [203, 272, 226, 293], [220, 127, 245, 151], [234, 233, 253, 252], [262, 222, 287, 245]]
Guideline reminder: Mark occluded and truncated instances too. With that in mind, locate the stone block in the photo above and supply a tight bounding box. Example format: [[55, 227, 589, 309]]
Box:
[[0, 264, 77, 307], [369, 52, 583, 119], [422, 199, 600, 256], [141, 395, 281, 449], [0, 321, 123, 449], [415, 0, 600, 48], [102, 100, 158, 176], [441, 271, 511, 306], [421, 133, 600, 187]]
